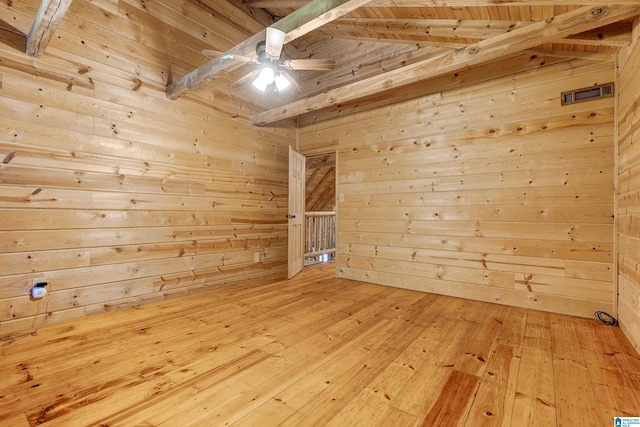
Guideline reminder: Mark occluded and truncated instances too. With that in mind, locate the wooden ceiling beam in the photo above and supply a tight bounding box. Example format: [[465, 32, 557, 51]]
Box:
[[565, 21, 633, 46], [313, 30, 468, 47], [252, 5, 640, 125], [525, 49, 615, 61], [323, 18, 631, 47], [326, 18, 530, 40], [26, 0, 74, 57], [166, 0, 375, 99]]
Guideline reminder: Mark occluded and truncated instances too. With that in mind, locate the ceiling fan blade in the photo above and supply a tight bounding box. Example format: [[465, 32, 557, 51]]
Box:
[[265, 27, 285, 59], [231, 69, 260, 88], [201, 49, 225, 57], [283, 59, 336, 71], [201, 49, 256, 63], [280, 70, 302, 93]]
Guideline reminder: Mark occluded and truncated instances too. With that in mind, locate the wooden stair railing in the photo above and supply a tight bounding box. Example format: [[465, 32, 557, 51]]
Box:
[[304, 211, 336, 259]]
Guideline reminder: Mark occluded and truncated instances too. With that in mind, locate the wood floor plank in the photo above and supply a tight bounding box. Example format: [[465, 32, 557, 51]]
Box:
[[550, 314, 611, 427], [0, 413, 30, 427], [509, 311, 557, 427], [389, 337, 461, 417], [25, 376, 175, 426], [494, 307, 528, 348], [611, 324, 640, 395], [186, 326, 385, 425], [466, 344, 522, 427], [371, 406, 420, 427], [108, 350, 274, 426], [323, 328, 445, 425], [419, 369, 481, 426], [0, 262, 639, 426], [266, 332, 391, 426], [233, 345, 373, 426]]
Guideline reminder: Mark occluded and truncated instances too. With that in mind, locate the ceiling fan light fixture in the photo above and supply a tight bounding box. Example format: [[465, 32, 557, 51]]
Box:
[[252, 66, 275, 92], [274, 73, 291, 92]]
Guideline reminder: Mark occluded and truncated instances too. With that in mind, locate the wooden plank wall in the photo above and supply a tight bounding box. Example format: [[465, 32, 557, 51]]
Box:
[[0, 1, 293, 334], [299, 57, 616, 318], [618, 17, 640, 351]]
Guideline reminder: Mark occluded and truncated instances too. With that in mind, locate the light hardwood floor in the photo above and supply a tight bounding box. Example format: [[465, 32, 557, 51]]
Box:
[[1, 262, 639, 426]]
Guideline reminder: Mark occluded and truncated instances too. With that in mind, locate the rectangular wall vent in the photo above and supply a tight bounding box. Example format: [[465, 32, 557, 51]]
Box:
[[561, 82, 614, 105]]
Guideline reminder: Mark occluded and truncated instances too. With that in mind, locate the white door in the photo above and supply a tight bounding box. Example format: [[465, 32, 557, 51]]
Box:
[[288, 146, 305, 279]]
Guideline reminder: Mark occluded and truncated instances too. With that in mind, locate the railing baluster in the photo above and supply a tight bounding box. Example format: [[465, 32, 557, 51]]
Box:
[[304, 211, 336, 260]]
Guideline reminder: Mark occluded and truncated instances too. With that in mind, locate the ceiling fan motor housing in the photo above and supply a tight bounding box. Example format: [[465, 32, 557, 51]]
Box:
[[256, 40, 281, 62]]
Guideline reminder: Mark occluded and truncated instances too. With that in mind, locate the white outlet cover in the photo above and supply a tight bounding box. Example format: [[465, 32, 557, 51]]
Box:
[[31, 286, 47, 299]]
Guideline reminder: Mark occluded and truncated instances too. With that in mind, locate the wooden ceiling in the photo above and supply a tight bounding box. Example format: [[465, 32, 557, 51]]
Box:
[[14, 1, 639, 127], [233, 1, 637, 126]]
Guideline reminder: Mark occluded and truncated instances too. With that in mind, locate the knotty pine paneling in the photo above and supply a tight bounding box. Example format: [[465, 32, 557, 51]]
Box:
[[300, 58, 616, 318], [0, 0, 294, 334], [618, 17, 640, 351]]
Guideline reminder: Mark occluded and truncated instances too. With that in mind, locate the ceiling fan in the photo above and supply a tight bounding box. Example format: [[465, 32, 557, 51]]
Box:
[[202, 27, 336, 93]]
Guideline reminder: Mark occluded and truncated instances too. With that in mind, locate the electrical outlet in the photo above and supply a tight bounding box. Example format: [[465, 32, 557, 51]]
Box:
[[254, 252, 260, 262], [31, 278, 48, 299], [339, 193, 345, 202]]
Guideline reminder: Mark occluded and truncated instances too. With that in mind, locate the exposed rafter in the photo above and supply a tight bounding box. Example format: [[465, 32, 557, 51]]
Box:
[[525, 49, 616, 61], [565, 22, 633, 46], [314, 32, 468, 48], [166, 0, 375, 100], [325, 18, 530, 39], [252, 4, 640, 125], [317, 18, 632, 48], [26, 0, 74, 57]]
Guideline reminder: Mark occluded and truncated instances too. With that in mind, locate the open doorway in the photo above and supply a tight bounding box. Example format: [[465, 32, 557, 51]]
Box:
[[304, 152, 336, 266]]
